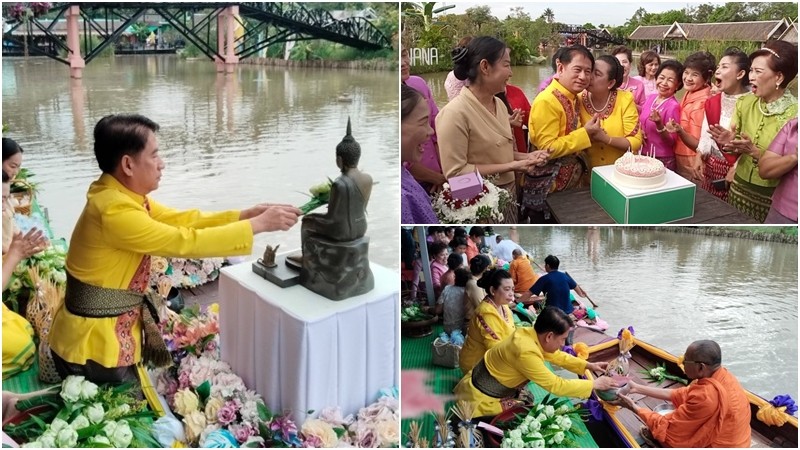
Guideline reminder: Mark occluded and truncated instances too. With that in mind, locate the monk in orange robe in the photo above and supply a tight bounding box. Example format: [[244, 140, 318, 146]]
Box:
[[614, 340, 751, 447]]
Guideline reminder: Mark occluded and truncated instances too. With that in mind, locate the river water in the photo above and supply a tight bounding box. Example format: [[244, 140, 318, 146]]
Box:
[[2, 55, 398, 269], [499, 226, 797, 402]]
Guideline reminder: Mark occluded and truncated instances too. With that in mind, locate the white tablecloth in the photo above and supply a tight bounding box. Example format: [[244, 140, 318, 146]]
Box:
[[219, 258, 399, 423]]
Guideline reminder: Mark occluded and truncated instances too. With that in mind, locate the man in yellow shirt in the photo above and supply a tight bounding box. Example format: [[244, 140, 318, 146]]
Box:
[[49, 114, 301, 383], [509, 249, 538, 293]]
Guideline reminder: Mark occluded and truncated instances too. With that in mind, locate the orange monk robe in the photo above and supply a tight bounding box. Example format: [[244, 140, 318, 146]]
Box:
[[636, 367, 751, 448], [509, 257, 538, 293], [466, 239, 480, 264]]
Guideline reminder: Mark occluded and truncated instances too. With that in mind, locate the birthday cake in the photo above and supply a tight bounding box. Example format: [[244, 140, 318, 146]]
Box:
[[613, 152, 666, 189]]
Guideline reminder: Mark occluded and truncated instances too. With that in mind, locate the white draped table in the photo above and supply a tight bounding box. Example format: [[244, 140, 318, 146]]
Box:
[[219, 259, 399, 423]]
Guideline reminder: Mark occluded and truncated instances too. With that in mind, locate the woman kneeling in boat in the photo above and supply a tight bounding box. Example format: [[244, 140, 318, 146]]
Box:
[[455, 306, 618, 417]]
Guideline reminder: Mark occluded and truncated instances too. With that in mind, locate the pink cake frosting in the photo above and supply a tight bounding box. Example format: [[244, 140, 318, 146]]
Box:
[[614, 152, 665, 177]]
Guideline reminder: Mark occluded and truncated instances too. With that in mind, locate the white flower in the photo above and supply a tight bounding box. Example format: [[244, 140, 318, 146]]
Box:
[[60, 376, 85, 402], [110, 420, 133, 448], [56, 427, 78, 448], [70, 414, 90, 431], [531, 437, 545, 448], [89, 435, 111, 446], [543, 405, 555, 418], [21, 441, 41, 448], [432, 181, 510, 223], [78, 379, 99, 400], [86, 403, 105, 424], [529, 418, 541, 432], [508, 429, 522, 440], [535, 413, 546, 423], [560, 417, 572, 431], [535, 403, 545, 412], [556, 404, 569, 415], [103, 420, 118, 437], [108, 403, 131, 417], [50, 418, 70, 433], [552, 431, 565, 444]]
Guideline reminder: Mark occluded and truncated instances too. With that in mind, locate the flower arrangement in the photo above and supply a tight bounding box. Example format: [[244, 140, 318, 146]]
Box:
[[299, 179, 333, 215], [432, 180, 511, 224], [401, 305, 433, 322], [4, 222, 66, 313], [150, 256, 224, 289], [4, 376, 159, 448], [499, 395, 587, 448], [640, 362, 688, 386], [606, 326, 636, 377], [160, 303, 220, 360]]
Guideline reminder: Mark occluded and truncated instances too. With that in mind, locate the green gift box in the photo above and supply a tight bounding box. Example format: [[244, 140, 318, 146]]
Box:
[[590, 165, 695, 224]]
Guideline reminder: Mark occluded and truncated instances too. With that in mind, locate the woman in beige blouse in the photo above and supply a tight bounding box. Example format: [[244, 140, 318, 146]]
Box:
[[436, 36, 547, 223]]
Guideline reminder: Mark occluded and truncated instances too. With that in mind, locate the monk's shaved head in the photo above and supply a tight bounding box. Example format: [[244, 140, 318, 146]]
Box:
[[687, 340, 722, 366]]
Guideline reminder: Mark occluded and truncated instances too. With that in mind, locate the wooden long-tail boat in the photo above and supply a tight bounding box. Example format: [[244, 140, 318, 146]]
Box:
[[573, 327, 798, 448]]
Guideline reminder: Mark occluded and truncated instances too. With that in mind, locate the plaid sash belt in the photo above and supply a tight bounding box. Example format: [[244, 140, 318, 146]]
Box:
[[471, 358, 518, 399], [65, 272, 170, 368]]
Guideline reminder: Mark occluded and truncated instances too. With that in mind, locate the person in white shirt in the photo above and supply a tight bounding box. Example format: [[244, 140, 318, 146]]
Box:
[[494, 235, 524, 262]]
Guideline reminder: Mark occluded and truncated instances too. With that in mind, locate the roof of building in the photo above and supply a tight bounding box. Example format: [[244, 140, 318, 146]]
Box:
[[630, 19, 790, 42]]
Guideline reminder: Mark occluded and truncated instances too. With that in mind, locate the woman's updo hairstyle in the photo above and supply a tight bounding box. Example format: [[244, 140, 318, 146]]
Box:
[[721, 47, 751, 89], [476, 268, 512, 295], [469, 254, 491, 276], [452, 36, 507, 83], [596, 54, 624, 90], [534, 306, 574, 335], [749, 39, 798, 89]]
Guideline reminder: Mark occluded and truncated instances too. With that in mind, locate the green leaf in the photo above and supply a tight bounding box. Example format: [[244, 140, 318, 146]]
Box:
[[76, 423, 105, 440], [196, 380, 211, 403], [257, 401, 272, 422], [333, 427, 346, 438]]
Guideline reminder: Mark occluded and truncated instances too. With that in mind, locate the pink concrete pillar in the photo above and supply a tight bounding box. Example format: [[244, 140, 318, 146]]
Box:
[[224, 6, 239, 74], [66, 5, 85, 78], [215, 8, 227, 72]]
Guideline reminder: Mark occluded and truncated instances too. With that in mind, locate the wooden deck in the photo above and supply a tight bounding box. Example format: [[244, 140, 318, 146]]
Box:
[[582, 338, 798, 448], [547, 185, 759, 224]]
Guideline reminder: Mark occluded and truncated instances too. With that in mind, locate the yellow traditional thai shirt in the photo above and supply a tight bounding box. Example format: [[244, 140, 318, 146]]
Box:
[[529, 79, 592, 159], [50, 173, 253, 368], [2, 303, 35, 379], [578, 89, 643, 170], [458, 300, 514, 374], [455, 327, 592, 416]]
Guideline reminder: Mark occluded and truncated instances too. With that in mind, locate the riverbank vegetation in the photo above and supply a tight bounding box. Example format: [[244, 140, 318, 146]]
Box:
[[404, 2, 797, 74], [631, 226, 798, 243]]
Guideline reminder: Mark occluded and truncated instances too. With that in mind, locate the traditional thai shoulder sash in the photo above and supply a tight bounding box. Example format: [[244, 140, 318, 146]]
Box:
[[471, 358, 518, 399], [65, 272, 171, 367]]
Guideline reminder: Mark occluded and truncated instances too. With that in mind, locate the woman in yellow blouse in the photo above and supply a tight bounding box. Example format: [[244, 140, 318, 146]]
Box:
[[2, 170, 49, 379], [455, 306, 617, 417], [578, 55, 643, 170], [459, 268, 516, 374], [49, 114, 302, 383], [436, 36, 547, 224]]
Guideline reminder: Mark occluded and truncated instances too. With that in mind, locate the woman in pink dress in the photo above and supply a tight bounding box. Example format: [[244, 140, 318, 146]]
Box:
[[639, 60, 683, 170], [633, 50, 660, 98], [611, 45, 646, 113]]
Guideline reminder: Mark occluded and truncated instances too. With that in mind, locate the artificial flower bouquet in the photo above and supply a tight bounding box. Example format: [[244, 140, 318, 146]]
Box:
[[150, 256, 224, 289], [432, 179, 511, 224], [606, 326, 636, 378], [4, 221, 66, 313], [499, 395, 587, 448], [299, 179, 333, 215], [3, 375, 159, 448], [160, 303, 220, 361]]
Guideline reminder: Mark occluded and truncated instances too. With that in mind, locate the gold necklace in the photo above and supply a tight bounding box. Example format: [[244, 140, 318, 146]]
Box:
[[486, 297, 507, 320], [757, 96, 782, 117], [589, 92, 611, 114]]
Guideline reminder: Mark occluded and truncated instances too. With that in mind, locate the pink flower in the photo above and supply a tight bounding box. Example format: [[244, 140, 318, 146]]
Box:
[[217, 402, 238, 425], [178, 370, 191, 390], [229, 423, 255, 444], [303, 435, 323, 448], [354, 425, 378, 448], [204, 340, 218, 354]]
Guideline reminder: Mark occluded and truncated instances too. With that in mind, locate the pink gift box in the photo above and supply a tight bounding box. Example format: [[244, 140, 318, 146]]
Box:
[[448, 172, 483, 200]]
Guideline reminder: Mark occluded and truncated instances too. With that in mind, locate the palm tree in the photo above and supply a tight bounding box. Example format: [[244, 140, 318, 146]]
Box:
[[401, 2, 456, 31], [541, 8, 555, 24]]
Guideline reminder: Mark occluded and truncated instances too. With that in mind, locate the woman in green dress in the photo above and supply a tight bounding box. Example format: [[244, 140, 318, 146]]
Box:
[[710, 40, 798, 222]]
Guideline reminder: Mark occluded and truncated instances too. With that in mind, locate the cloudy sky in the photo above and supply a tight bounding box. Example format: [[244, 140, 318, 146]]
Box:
[[438, 1, 728, 27]]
